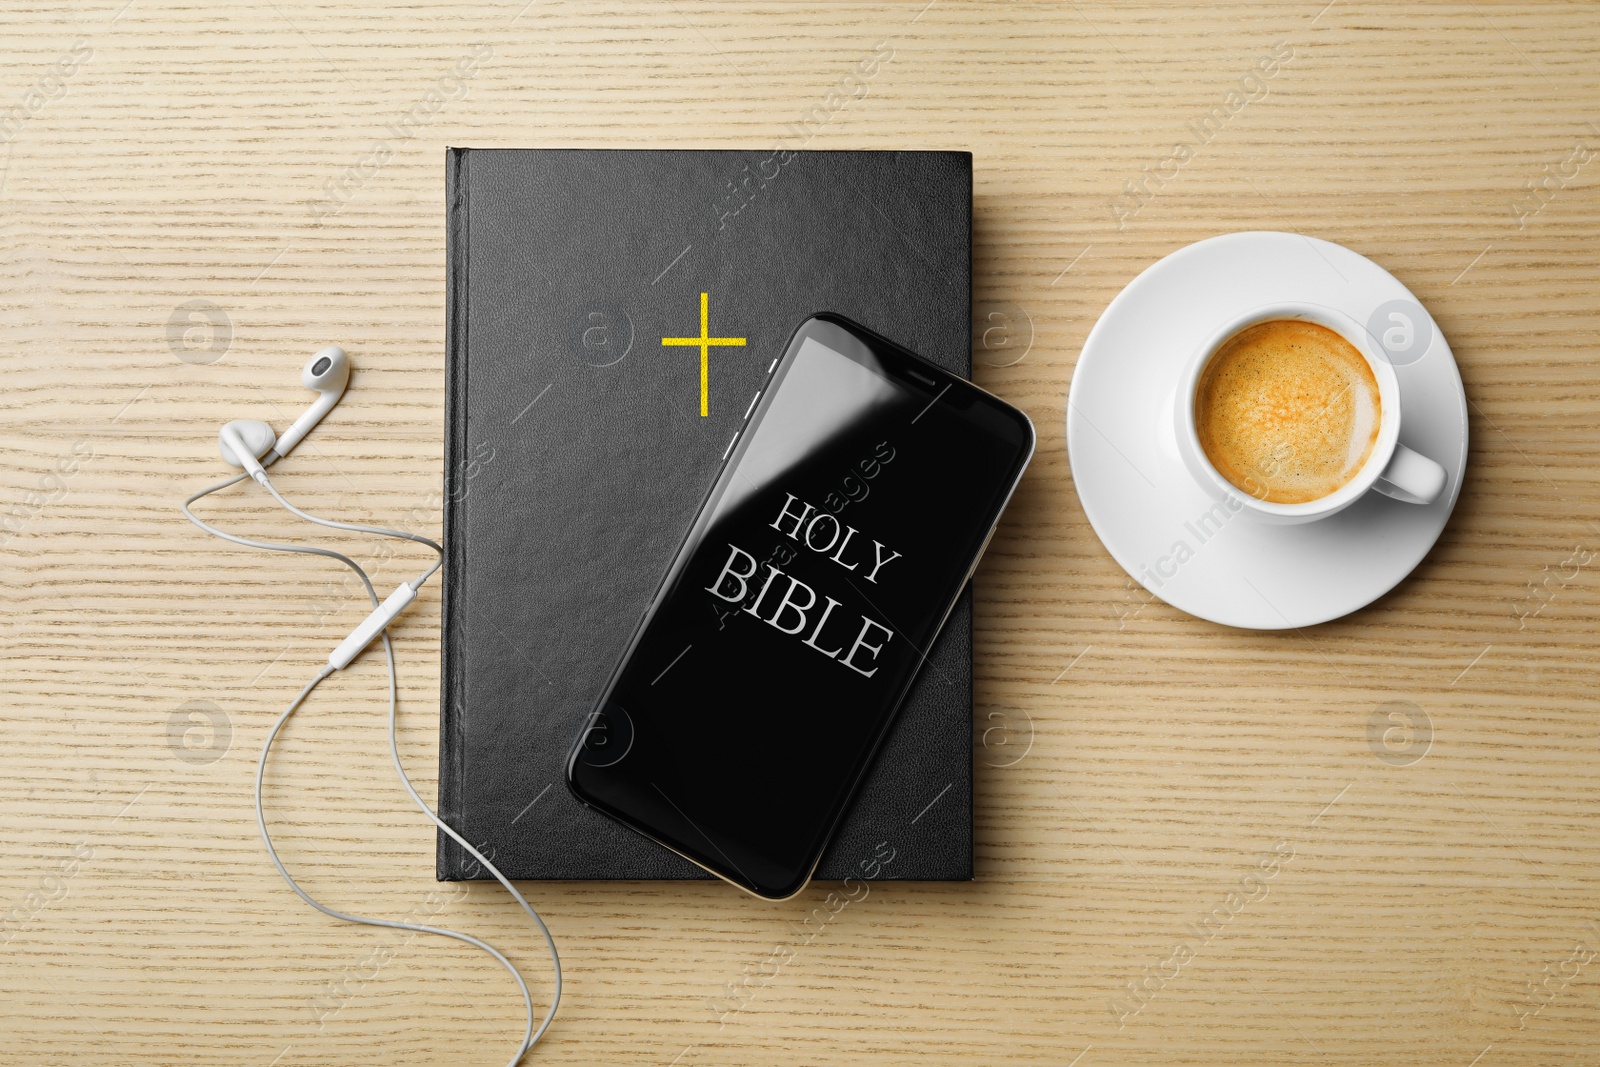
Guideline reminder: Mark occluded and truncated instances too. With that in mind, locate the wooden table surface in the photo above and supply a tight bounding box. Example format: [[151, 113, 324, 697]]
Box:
[[5, 2, 1600, 1064]]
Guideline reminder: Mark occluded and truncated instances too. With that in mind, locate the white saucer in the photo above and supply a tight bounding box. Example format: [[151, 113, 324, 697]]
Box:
[[1066, 231, 1467, 630]]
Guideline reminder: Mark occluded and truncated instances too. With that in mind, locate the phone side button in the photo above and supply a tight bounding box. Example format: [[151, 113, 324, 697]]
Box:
[[961, 523, 1002, 588]]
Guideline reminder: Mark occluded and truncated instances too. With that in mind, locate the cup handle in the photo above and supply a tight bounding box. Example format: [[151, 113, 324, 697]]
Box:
[[1373, 443, 1446, 505]]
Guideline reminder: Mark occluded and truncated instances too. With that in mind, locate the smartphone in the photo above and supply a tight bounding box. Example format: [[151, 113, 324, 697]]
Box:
[[565, 313, 1035, 899]]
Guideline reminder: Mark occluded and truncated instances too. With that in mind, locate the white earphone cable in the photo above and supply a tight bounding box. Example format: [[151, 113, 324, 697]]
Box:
[[182, 473, 561, 1063], [256, 477, 444, 590]]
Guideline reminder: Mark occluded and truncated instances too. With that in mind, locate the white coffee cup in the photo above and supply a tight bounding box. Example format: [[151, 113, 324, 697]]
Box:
[[1173, 302, 1446, 525]]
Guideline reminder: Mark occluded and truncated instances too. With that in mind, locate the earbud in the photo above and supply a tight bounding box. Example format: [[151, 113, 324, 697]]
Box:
[[219, 419, 275, 482], [264, 346, 349, 464]]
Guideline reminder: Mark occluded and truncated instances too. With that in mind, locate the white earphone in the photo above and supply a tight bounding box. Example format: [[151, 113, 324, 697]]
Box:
[[218, 345, 350, 482], [183, 346, 560, 1065]]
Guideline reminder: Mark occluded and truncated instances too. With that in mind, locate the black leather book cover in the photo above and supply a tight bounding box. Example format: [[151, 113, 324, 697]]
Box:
[[438, 148, 973, 881]]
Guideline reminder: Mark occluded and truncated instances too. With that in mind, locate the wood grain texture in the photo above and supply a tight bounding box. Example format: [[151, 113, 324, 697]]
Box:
[[3, 2, 1599, 1064]]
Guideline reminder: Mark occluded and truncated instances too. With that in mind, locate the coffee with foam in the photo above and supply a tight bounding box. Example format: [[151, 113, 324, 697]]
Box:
[[1194, 319, 1381, 505]]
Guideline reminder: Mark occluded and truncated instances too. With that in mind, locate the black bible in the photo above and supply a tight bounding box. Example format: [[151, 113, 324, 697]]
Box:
[[438, 147, 975, 881]]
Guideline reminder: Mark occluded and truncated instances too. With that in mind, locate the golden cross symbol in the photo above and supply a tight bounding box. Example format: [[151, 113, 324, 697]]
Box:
[[661, 292, 746, 416]]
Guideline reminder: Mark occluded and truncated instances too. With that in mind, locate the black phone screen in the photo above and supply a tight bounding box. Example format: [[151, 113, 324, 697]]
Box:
[[566, 315, 1033, 899]]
